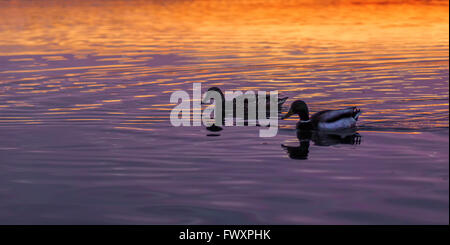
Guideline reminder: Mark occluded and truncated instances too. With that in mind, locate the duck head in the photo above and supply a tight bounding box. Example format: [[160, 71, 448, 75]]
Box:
[[202, 87, 225, 106], [207, 87, 224, 96], [282, 100, 310, 121], [205, 87, 225, 103]]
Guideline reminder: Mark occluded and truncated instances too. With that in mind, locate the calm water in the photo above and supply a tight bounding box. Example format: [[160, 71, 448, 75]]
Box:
[[0, 0, 448, 224]]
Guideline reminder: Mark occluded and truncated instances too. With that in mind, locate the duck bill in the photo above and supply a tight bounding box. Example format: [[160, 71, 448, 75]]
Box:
[[281, 110, 294, 120]]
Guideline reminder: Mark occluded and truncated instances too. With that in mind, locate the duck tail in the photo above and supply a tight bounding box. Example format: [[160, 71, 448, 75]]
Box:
[[278, 97, 288, 106], [352, 107, 362, 121]]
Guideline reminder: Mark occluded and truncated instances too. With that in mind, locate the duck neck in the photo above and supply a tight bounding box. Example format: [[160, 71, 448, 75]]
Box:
[[299, 107, 309, 121], [218, 91, 225, 106], [298, 120, 313, 130]]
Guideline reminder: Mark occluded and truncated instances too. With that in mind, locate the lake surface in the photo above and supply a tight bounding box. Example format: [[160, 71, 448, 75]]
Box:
[[0, 0, 448, 224]]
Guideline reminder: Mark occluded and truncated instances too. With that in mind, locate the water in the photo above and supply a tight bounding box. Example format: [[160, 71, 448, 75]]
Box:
[[0, 0, 448, 224]]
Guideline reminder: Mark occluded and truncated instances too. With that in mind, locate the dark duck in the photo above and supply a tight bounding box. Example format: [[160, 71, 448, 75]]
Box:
[[206, 87, 288, 111], [282, 100, 362, 130]]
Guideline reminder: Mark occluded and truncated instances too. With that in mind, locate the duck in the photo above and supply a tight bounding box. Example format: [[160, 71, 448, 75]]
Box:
[[282, 100, 362, 131], [202, 87, 287, 130]]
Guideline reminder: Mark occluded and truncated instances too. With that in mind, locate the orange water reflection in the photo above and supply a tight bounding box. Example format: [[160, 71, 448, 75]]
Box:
[[0, 0, 448, 129]]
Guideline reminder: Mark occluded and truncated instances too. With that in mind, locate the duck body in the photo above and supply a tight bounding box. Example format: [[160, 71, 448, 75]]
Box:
[[206, 87, 288, 110], [205, 87, 288, 122], [203, 87, 288, 126], [283, 100, 362, 131], [308, 108, 361, 130]]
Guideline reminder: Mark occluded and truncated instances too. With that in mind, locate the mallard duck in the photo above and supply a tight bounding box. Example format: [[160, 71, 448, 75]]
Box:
[[282, 100, 362, 130]]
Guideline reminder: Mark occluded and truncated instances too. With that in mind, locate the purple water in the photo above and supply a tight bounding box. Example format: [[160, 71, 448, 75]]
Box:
[[0, 0, 448, 224]]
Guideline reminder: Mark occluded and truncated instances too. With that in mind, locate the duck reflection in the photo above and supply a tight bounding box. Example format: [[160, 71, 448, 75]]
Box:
[[206, 123, 223, 136], [282, 129, 362, 160], [281, 130, 311, 160]]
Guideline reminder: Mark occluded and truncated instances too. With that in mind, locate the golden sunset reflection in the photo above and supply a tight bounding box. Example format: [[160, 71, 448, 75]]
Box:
[[0, 0, 448, 130]]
